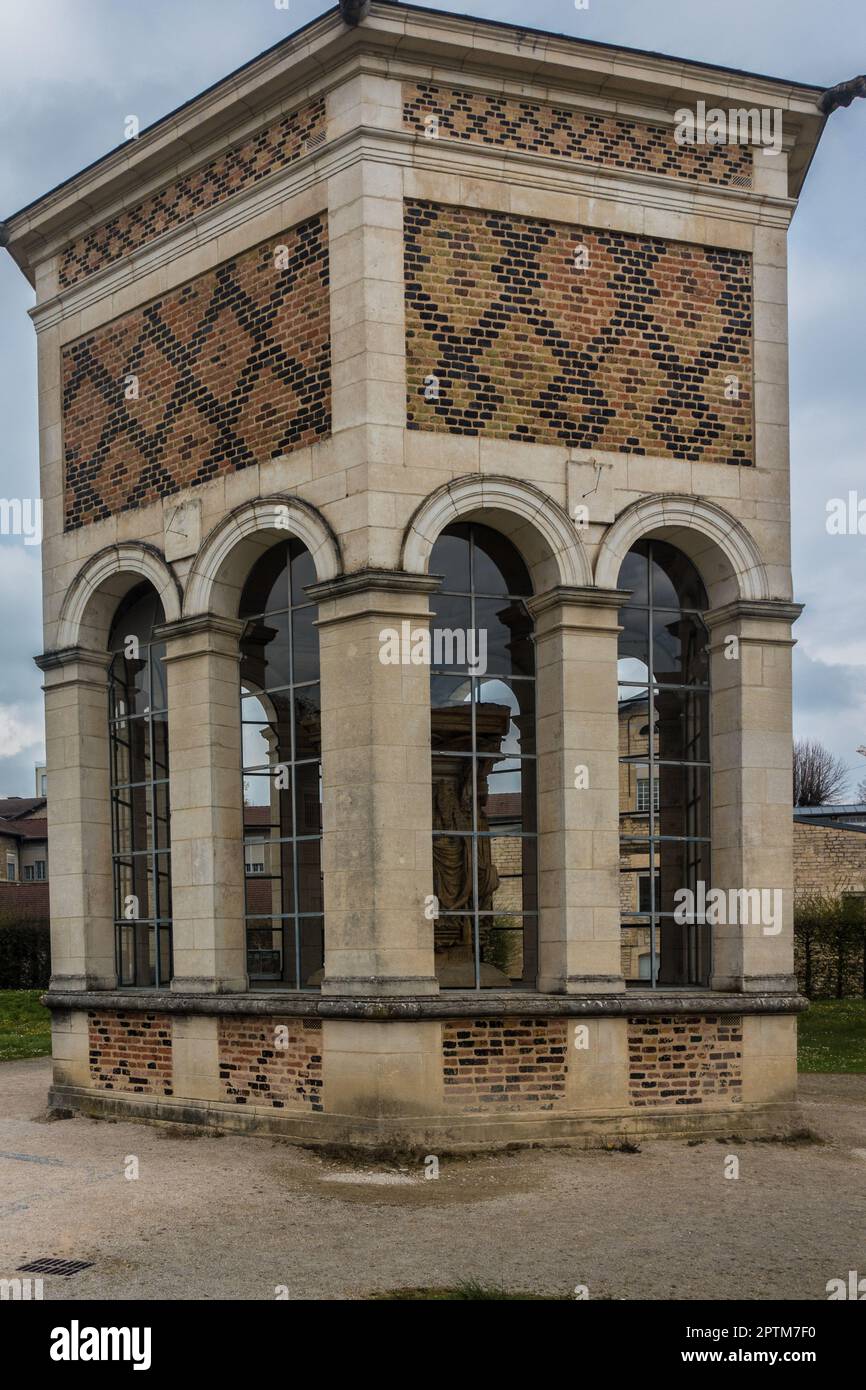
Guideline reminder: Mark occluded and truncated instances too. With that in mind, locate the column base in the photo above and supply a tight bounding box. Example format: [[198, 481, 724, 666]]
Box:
[[538, 973, 626, 995]]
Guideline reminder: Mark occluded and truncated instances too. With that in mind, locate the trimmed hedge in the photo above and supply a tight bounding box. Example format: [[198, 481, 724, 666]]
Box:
[[795, 893, 866, 999], [0, 918, 51, 989]]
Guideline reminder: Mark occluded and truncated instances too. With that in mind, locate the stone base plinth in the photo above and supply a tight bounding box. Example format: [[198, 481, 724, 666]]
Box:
[[45, 990, 806, 1153]]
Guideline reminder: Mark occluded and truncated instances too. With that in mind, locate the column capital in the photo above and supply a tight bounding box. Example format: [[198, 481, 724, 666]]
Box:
[[308, 568, 440, 627], [154, 613, 245, 662], [704, 598, 804, 631], [527, 585, 631, 616], [35, 645, 111, 688]]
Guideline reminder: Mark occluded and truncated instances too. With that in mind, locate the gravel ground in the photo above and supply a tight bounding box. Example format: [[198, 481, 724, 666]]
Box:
[[0, 1058, 864, 1301]]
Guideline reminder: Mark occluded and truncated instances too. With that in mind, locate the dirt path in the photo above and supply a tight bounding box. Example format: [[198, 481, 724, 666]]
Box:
[[1, 1058, 864, 1300]]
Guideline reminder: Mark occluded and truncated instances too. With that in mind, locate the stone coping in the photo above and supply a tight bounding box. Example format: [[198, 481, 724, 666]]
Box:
[[44, 989, 807, 1019]]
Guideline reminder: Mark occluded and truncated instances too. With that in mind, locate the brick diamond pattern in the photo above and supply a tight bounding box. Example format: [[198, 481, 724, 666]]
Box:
[[404, 82, 753, 188], [62, 216, 330, 531], [59, 95, 326, 289], [405, 200, 753, 465]]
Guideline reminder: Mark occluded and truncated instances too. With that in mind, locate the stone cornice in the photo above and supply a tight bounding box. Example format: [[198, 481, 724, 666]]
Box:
[[35, 646, 111, 673], [4, 3, 825, 285], [43, 988, 808, 1019]]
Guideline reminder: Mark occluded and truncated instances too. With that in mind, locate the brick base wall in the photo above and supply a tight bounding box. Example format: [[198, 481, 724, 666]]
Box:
[[88, 1011, 173, 1096], [217, 1017, 323, 1112], [628, 1014, 742, 1108], [443, 1016, 567, 1111]]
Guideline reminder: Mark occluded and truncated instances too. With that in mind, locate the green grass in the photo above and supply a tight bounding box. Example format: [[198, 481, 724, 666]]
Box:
[[0, 989, 51, 1061], [370, 1280, 571, 1301], [798, 999, 866, 1073]]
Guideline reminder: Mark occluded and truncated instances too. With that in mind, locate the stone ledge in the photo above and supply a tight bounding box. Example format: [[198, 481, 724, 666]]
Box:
[[44, 989, 808, 1019]]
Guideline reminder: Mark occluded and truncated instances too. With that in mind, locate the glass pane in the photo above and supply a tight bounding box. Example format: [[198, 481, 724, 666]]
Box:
[[151, 711, 169, 778], [244, 839, 294, 916], [618, 605, 649, 675], [621, 918, 653, 985], [294, 685, 321, 759], [239, 541, 289, 618], [242, 773, 292, 835], [656, 764, 711, 840], [483, 758, 536, 834], [489, 836, 537, 913], [474, 596, 533, 677], [246, 919, 285, 981], [618, 688, 652, 761], [289, 540, 317, 603], [656, 838, 711, 916], [430, 525, 471, 593], [656, 916, 712, 988], [651, 610, 709, 686], [241, 613, 290, 692], [617, 544, 649, 604], [431, 679, 474, 753], [655, 689, 710, 763], [472, 523, 532, 596], [619, 840, 653, 917], [619, 762, 652, 832], [299, 916, 325, 989], [432, 833, 475, 913], [294, 761, 322, 836], [292, 606, 319, 686], [649, 540, 708, 612], [296, 837, 323, 914], [150, 642, 168, 712], [478, 914, 531, 984], [430, 594, 472, 670], [476, 677, 535, 758]]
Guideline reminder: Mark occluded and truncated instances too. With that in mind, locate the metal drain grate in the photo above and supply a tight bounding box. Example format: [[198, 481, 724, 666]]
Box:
[[17, 1258, 94, 1277]]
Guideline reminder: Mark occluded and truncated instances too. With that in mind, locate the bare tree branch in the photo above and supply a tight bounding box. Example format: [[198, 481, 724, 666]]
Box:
[[793, 739, 849, 807]]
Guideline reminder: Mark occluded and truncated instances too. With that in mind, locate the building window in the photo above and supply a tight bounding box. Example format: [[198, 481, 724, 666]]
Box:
[[618, 539, 711, 987], [239, 540, 323, 987], [36, 860, 46, 881], [108, 585, 172, 988], [429, 522, 538, 989], [24, 865, 33, 881], [6, 858, 16, 881]]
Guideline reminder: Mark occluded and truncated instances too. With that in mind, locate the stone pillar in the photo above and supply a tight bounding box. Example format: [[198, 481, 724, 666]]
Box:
[[158, 615, 247, 993], [36, 647, 115, 990], [309, 570, 440, 996], [528, 587, 628, 995], [705, 599, 803, 992]]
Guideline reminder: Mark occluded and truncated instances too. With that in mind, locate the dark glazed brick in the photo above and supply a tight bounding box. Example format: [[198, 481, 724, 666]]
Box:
[[62, 216, 330, 530]]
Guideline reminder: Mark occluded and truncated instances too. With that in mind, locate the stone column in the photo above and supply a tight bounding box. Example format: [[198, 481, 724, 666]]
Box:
[[158, 615, 247, 993], [705, 599, 803, 992], [308, 570, 440, 996], [528, 587, 628, 995], [36, 647, 115, 990]]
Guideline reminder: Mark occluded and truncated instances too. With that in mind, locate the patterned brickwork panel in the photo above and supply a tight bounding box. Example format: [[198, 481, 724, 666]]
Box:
[[404, 82, 753, 189], [88, 1011, 173, 1096], [405, 200, 753, 464], [443, 1017, 567, 1111], [59, 96, 326, 289], [62, 216, 330, 530], [628, 1014, 742, 1108], [217, 1017, 323, 1112]]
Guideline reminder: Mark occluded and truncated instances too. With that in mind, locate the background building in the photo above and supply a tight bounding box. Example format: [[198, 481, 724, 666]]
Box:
[[2, 2, 830, 1145]]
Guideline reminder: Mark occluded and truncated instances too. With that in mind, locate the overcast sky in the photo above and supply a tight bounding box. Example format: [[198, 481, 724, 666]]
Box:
[[1, 0, 865, 799]]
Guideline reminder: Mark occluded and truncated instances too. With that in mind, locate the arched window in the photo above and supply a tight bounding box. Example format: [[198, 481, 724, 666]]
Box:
[[239, 539, 323, 987], [617, 540, 711, 987], [108, 584, 171, 987], [429, 522, 537, 989]]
